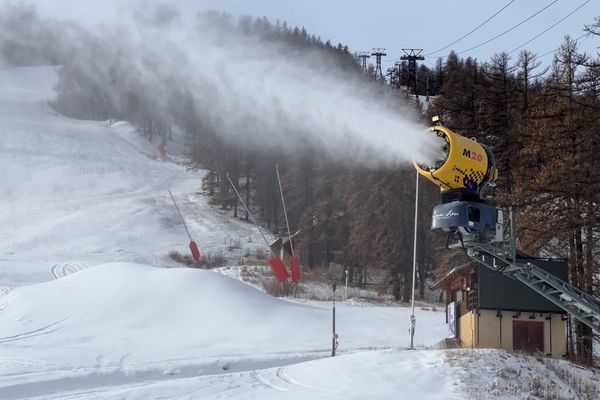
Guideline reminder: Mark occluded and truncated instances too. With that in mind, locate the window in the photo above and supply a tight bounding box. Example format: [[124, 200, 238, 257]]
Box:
[[453, 289, 463, 302]]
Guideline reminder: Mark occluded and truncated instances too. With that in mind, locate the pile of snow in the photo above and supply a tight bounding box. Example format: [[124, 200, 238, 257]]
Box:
[[0, 262, 447, 399], [0, 262, 447, 364]]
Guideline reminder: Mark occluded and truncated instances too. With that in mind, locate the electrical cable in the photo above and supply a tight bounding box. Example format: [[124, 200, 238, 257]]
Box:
[[508, 0, 592, 55], [535, 32, 590, 59], [393, 0, 592, 70], [456, 0, 559, 55], [425, 0, 560, 59], [425, 0, 516, 57]]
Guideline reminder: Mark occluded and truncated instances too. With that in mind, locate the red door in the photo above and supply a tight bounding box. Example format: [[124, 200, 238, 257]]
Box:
[[513, 321, 544, 354]]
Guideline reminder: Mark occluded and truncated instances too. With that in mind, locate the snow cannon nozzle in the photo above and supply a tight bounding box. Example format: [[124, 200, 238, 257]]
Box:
[[413, 125, 497, 198]]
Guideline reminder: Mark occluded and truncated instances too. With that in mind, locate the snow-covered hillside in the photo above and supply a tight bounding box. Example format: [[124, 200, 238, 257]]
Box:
[[1, 66, 599, 400], [0, 65, 270, 286]]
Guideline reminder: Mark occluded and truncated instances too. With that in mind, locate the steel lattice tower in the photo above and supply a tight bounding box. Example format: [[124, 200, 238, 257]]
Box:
[[357, 51, 371, 73], [394, 61, 403, 88], [386, 67, 397, 87], [371, 48, 387, 81], [399, 49, 424, 96]]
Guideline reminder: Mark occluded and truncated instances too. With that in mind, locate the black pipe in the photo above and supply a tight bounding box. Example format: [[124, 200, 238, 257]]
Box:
[[549, 313, 553, 356], [332, 282, 338, 357]]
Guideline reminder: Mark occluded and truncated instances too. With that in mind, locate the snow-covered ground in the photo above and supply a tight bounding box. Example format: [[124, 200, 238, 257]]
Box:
[[0, 66, 270, 287], [1, 65, 599, 399], [0, 262, 449, 399]]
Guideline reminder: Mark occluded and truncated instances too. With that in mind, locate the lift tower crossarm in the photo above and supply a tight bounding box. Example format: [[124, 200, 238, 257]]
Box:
[[466, 242, 600, 334]]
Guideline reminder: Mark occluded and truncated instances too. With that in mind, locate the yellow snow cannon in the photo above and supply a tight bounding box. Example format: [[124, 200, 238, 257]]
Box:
[[413, 125, 497, 196]]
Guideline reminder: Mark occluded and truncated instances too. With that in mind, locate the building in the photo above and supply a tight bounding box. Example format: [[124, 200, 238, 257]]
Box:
[[432, 256, 568, 358]]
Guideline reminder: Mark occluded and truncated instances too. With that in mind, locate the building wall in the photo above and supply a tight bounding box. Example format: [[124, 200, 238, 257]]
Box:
[[462, 309, 567, 358], [548, 314, 568, 358], [458, 311, 476, 348], [478, 260, 569, 312]]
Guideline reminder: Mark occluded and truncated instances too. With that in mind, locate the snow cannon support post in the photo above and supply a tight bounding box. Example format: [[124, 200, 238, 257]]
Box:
[[189, 241, 201, 262], [331, 281, 338, 357], [290, 255, 301, 282], [226, 173, 287, 283], [158, 141, 166, 160], [268, 257, 289, 283], [276, 163, 301, 291], [169, 189, 201, 262]]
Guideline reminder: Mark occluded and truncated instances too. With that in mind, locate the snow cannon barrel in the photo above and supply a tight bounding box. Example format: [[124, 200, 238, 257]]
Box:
[[413, 125, 497, 195]]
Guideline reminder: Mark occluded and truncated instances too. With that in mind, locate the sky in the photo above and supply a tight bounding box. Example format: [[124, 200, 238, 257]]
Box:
[[187, 0, 599, 67], [22, 0, 600, 69]]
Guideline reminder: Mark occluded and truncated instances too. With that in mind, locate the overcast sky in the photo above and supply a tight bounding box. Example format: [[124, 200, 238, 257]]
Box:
[[29, 0, 600, 68]]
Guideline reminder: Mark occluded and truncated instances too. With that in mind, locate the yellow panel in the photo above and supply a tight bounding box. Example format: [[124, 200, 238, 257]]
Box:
[[458, 312, 475, 348], [414, 125, 497, 193]]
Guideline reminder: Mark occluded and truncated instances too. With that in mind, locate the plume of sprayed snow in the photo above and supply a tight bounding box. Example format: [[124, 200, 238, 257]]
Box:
[[0, 2, 442, 168]]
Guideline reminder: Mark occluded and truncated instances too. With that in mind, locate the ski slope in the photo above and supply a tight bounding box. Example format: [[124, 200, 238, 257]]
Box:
[[0, 262, 451, 399], [1, 66, 597, 399], [0, 65, 270, 286]]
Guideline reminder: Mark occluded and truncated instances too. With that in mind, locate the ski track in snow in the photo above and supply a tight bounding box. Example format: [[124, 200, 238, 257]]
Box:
[[0, 300, 97, 344], [0, 317, 72, 344], [49, 263, 87, 280], [0, 354, 324, 399], [251, 370, 290, 392], [275, 366, 320, 389]]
